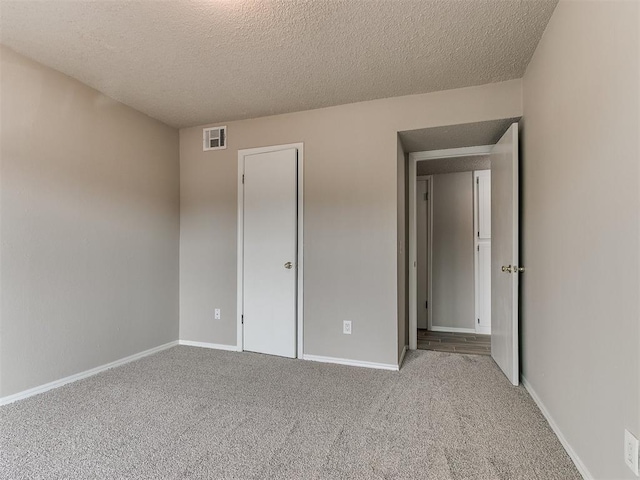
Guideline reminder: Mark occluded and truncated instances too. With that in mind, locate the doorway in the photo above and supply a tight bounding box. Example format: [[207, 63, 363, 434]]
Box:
[[404, 120, 521, 385], [237, 143, 304, 359], [413, 154, 492, 356]]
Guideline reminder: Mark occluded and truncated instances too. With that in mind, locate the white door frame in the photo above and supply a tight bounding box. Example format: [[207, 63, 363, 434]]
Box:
[[408, 145, 492, 350], [237, 143, 304, 358]]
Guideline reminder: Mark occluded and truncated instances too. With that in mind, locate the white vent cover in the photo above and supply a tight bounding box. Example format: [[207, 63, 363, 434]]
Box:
[[203, 126, 227, 151]]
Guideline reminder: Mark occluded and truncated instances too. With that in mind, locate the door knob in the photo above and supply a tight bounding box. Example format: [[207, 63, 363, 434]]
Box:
[[513, 265, 525, 273], [501, 265, 513, 273], [284, 262, 293, 269]]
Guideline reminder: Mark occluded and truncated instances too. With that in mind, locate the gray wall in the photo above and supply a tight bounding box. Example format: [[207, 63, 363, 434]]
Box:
[[521, 1, 639, 478], [180, 80, 522, 367], [0, 47, 180, 397], [431, 172, 475, 330]]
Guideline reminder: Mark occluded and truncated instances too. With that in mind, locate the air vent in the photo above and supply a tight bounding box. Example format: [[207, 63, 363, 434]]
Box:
[[203, 126, 227, 151]]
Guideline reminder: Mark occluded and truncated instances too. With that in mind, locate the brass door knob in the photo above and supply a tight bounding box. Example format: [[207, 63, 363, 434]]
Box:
[[501, 265, 513, 273], [284, 262, 293, 269]]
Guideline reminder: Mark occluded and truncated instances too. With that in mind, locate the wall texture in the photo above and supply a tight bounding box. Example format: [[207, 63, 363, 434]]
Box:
[[417, 155, 490, 176], [521, 1, 639, 478], [180, 79, 522, 366], [431, 172, 475, 331], [0, 47, 180, 397]]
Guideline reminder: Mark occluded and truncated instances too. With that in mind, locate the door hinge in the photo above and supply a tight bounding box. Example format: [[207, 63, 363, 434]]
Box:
[[477, 231, 480, 238], [477, 318, 480, 324], [425, 301, 428, 309], [242, 174, 245, 184], [477, 177, 479, 185], [241, 314, 244, 324], [477, 245, 480, 252]]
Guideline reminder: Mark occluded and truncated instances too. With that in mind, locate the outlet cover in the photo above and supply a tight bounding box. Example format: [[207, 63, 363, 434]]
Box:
[[214, 309, 221, 320], [343, 321, 352, 335], [625, 429, 639, 476]]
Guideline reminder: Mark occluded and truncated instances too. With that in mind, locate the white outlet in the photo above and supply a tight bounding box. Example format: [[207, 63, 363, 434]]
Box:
[[343, 321, 352, 335], [214, 308, 221, 320], [625, 429, 639, 476]]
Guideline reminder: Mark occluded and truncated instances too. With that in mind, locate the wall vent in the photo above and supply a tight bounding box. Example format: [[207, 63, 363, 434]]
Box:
[[203, 126, 227, 151]]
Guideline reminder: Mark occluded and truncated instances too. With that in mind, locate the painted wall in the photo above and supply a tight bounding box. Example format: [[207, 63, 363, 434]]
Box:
[[0, 47, 180, 397], [431, 172, 475, 331], [180, 79, 522, 366], [521, 1, 639, 478]]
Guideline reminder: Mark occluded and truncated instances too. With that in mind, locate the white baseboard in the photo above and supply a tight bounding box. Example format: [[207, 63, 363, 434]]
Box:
[[179, 340, 240, 352], [0, 340, 179, 407], [399, 345, 408, 368], [521, 375, 593, 480], [430, 326, 476, 334], [302, 354, 399, 371], [475, 326, 491, 335]]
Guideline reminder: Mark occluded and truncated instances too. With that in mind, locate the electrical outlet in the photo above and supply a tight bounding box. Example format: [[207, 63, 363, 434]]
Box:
[[214, 308, 221, 320], [625, 429, 639, 476], [343, 321, 352, 335]]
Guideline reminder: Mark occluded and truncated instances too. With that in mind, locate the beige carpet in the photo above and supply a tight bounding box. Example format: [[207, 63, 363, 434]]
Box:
[[0, 346, 580, 479]]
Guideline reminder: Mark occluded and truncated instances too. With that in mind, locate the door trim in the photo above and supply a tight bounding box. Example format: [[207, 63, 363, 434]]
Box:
[[408, 145, 491, 350], [237, 143, 304, 358]]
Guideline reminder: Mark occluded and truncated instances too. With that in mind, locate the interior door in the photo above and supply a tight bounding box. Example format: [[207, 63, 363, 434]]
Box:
[[243, 148, 297, 358], [490, 123, 520, 385], [477, 243, 491, 333], [416, 180, 428, 330], [475, 170, 491, 335]]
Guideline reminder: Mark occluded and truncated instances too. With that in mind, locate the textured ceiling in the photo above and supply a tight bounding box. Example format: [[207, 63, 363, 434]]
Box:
[[399, 118, 521, 152], [417, 155, 490, 176], [0, 1, 556, 128]]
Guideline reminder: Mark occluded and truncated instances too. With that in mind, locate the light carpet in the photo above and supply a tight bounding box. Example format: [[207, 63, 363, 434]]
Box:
[[0, 347, 580, 479]]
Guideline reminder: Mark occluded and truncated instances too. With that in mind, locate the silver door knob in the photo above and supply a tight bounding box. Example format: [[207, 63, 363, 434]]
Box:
[[284, 262, 293, 269], [513, 265, 525, 273], [501, 265, 513, 273]]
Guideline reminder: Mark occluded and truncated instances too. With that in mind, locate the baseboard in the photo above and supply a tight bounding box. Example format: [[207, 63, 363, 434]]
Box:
[[179, 340, 240, 352], [399, 345, 408, 369], [430, 326, 476, 334], [0, 340, 179, 407], [302, 354, 399, 371], [521, 375, 593, 480], [475, 326, 491, 335]]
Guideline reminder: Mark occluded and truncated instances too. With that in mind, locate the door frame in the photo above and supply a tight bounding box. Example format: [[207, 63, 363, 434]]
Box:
[[408, 145, 493, 350], [237, 143, 304, 358]]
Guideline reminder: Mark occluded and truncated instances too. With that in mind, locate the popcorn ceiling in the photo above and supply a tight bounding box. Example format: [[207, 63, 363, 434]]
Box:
[[1, 0, 557, 128]]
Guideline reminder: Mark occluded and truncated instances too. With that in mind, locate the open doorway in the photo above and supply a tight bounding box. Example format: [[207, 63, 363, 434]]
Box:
[[415, 152, 491, 355], [401, 118, 522, 385]]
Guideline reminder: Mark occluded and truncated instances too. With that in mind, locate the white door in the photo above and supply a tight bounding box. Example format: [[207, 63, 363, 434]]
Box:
[[490, 123, 520, 385], [476, 243, 491, 333], [474, 170, 491, 335], [242, 148, 297, 358]]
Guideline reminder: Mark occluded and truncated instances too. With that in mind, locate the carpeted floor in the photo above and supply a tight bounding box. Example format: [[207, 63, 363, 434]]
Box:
[[0, 347, 580, 479]]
